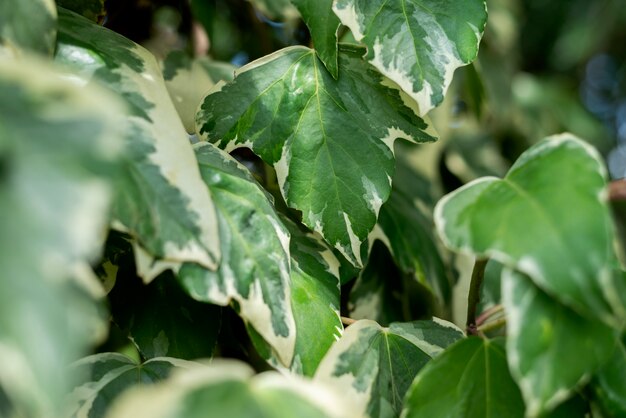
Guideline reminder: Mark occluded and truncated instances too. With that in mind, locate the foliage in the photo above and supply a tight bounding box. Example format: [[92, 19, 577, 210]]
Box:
[[1, 0, 626, 417]]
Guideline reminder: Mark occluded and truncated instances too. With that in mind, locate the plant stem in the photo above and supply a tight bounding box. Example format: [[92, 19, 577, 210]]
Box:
[[466, 258, 488, 336], [609, 179, 626, 201], [341, 316, 357, 326], [477, 317, 507, 334], [475, 304, 504, 327]]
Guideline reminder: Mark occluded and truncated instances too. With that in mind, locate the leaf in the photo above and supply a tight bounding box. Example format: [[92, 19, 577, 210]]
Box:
[[196, 44, 435, 267], [291, 0, 340, 78], [333, 0, 487, 114], [55, 8, 221, 278], [66, 353, 200, 418], [502, 269, 617, 417], [402, 337, 525, 418], [105, 360, 354, 418], [315, 319, 463, 418], [109, 271, 222, 360], [56, 0, 106, 23], [0, 0, 57, 55], [0, 56, 123, 416], [249, 217, 343, 376], [162, 51, 235, 133], [591, 336, 626, 417], [435, 134, 625, 325], [178, 143, 295, 366], [247, 0, 299, 20]]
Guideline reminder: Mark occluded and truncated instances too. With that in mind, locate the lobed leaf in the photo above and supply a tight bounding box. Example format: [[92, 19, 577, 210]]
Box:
[[196, 44, 435, 267], [315, 319, 463, 418], [333, 0, 487, 114], [55, 8, 221, 278]]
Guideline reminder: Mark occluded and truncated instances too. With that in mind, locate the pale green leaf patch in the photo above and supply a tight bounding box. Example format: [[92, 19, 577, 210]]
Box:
[[0, 0, 57, 55], [333, 0, 487, 115], [196, 44, 435, 267], [435, 134, 625, 325], [315, 319, 463, 418], [178, 143, 295, 366], [55, 8, 221, 277]]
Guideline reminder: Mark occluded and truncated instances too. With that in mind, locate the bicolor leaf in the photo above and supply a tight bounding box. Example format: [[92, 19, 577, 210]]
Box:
[[291, 0, 340, 78], [0, 0, 57, 55], [55, 8, 221, 278], [67, 353, 200, 418], [333, 0, 487, 114], [0, 56, 123, 416], [105, 360, 354, 418], [402, 337, 525, 418], [435, 134, 625, 325], [502, 270, 617, 417], [196, 44, 435, 267], [315, 319, 463, 418], [178, 143, 295, 366]]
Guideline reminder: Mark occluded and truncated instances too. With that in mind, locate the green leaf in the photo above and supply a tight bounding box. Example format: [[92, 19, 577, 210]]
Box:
[[55, 8, 221, 278], [178, 143, 295, 366], [0, 0, 57, 55], [106, 360, 353, 418], [435, 134, 625, 325], [56, 0, 106, 23], [67, 353, 200, 418], [247, 0, 299, 20], [196, 44, 435, 267], [502, 269, 617, 417], [250, 217, 343, 376], [291, 0, 340, 78], [110, 271, 222, 360], [591, 336, 626, 417], [333, 0, 487, 114], [162, 51, 235, 133], [315, 319, 463, 418], [0, 56, 123, 416], [402, 337, 525, 418]]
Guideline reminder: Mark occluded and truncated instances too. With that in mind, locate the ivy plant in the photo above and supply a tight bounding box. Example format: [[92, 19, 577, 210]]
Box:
[[1, 0, 625, 417]]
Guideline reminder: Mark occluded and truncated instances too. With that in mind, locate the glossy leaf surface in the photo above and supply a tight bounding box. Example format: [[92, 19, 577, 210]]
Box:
[[55, 8, 221, 278], [197, 44, 435, 267], [435, 134, 624, 324], [315, 319, 463, 418], [402, 337, 525, 418], [333, 0, 487, 114], [178, 143, 295, 366]]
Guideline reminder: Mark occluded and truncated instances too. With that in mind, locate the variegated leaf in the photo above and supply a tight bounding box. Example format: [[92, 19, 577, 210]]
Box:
[[250, 217, 343, 375], [67, 353, 201, 418], [0, 0, 57, 55], [315, 319, 463, 418], [502, 269, 617, 417], [105, 360, 355, 418], [178, 143, 295, 366], [0, 56, 123, 417], [162, 51, 235, 133], [196, 44, 435, 267], [55, 8, 221, 278], [333, 0, 487, 114], [435, 134, 626, 325]]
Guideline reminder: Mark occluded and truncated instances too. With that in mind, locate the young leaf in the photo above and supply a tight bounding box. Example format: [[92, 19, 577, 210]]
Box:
[[0, 57, 123, 416], [162, 51, 235, 133], [0, 0, 57, 55], [402, 337, 525, 418], [291, 0, 340, 78], [591, 336, 626, 417], [502, 269, 617, 417], [55, 8, 221, 277], [315, 319, 463, 418], [249, 217, 343, 376], [178, 143, 295, 366], [196, 44, 435, 267], [105, 360, 354, 418], [333, 0, 487, 114], [67, 353, 200, 418], [435, 134, 625, 325]]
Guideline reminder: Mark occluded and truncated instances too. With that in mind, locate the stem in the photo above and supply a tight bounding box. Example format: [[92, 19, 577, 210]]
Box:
[[477, 317, 507, 334], [609, 179, 626, 201], [466, 258, 488, 336], [341, 316, 357, 326], [475, 304, 504, 327]]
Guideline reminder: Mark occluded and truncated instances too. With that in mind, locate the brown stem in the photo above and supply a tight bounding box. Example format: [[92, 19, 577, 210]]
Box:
[[475, 304, 504, 327], [466, 258, 488, 336], [609, 179, 626, 201], [341, 316, 357, 326]]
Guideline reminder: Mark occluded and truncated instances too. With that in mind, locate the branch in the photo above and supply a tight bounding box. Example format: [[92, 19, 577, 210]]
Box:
[[609, 179, 626, 201], [466, 258, 488, 336]]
